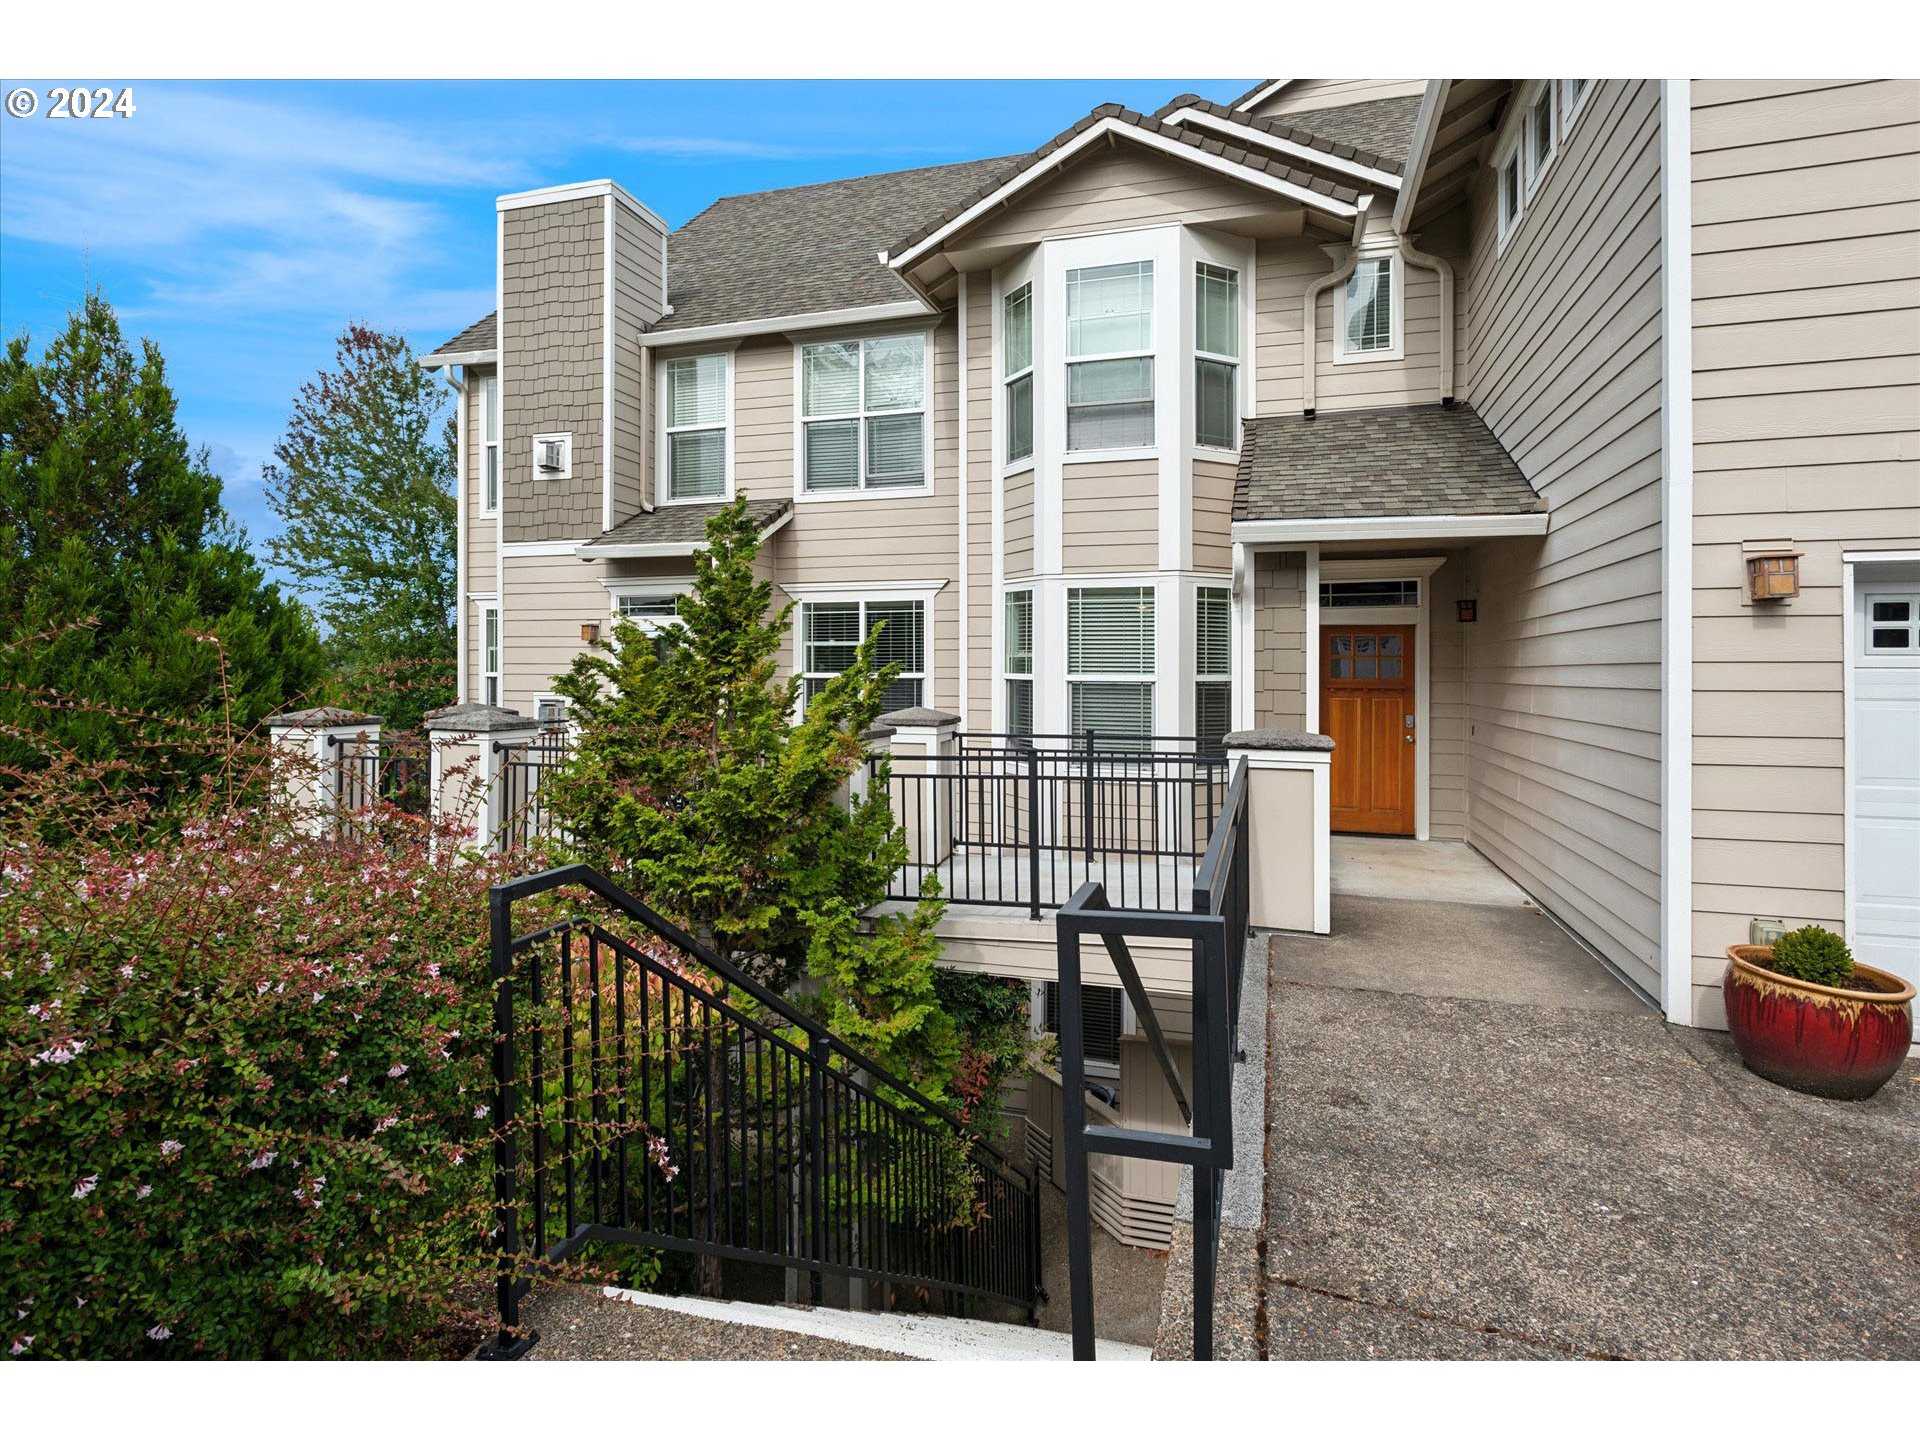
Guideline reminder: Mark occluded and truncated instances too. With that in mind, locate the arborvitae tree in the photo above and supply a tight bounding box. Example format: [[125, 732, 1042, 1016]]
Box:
[[264, 325, 457, 732], [0, 292, 325, 800], [545, 499, 911, 991]]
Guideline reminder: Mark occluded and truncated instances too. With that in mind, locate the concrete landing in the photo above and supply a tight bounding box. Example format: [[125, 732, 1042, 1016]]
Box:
[[1331, 835, 1531, 906]]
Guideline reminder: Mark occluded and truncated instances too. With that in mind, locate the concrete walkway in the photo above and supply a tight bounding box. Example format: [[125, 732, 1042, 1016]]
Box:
[[1261, 897, 1920, 1360]]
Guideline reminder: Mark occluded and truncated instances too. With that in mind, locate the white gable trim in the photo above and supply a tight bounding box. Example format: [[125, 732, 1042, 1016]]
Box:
[[885, 117, 1360, 272], [1392, 81, 1449, 234], [1234, 80, 1295, 112], [1164, 107, 1402, 191], [637, 301, 933, 350]]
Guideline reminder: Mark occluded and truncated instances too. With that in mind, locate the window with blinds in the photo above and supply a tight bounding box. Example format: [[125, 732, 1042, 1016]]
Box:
[[1194, 262, 1240, 449], [1066, 260, 1154, 451], [664, 354, 727, 500], [801, 599, 924, 711], [1342, 257, 1394, 356], [480, 374, 500, 513], [1004, 588, 1033, 736], [1068, 586, 1154, 742], [480, 603, 500, 706], [1004, 283, 1033, 466], [801, 334, 927, 492], [1195, 586, 1232, 750], [1043, 981, 1124, 1065]]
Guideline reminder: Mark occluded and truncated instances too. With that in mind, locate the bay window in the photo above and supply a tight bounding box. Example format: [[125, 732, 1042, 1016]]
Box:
[[1004, 588, 1033, 736], [1068, 585, 1155, 743], [1004, 283, 1034, 465], [1066, 260, 1154, 451], [480, 375, 499, 514], [664, 354, 728, 501], [801, 334, 927, 492], [800, 598, 925, 711], [1194, 262, 1240, 449], [1195, 587, 1232, 751]]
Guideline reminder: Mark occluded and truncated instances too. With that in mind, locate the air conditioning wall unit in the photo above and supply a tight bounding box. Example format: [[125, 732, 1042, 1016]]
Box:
[[532, 433, 571, 479]]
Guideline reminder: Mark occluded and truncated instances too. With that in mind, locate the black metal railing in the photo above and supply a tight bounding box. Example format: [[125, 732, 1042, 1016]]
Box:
[[481, 863, 1042, 1358], [493, 726, 572, 852], [326, 731, 430, 838], [881, 732, 1229, 917], [1053, 757, 1250, 1360]]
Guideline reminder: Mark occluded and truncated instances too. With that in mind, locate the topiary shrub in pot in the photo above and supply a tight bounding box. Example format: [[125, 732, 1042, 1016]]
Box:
[[1724, 925, 1914, 1100]]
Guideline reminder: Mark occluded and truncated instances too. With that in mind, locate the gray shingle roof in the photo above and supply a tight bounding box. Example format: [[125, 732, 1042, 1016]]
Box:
[[1270, 95, 1426, 166], [424, 311, 496, 360], [579, 497, 790, 550], [1154, 94, 1406, 176], [887, 103, 1362, 261], [1234, 406, 1545, 521], [656, 157, 1020, 332]]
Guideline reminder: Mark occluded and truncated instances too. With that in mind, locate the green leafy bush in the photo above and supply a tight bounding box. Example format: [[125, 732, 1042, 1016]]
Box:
[[1767, 925, 1855, 989], [0, 768, 529, 1359]]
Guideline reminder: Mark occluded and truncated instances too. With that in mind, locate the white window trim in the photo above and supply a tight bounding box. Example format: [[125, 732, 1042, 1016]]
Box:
[[1558, 78, 1595, 130], [793, 591, 934, 716], [604, 576, 696, 629], [1064, 258, 1157, 459], [1003, 281, 1036, 471], [1522, 82, 1558, 201], [1003, 584, 1035, 736], [478, 600, 501, 707], [792, 331, 934, 502], [1495, 139, 1525, 254], [657, 351, 735, 506], [479, 374, 500, 516], [1193, 260, 1242, 453], [1333, 250, 1405, 365], [530, 432, 572, 482]]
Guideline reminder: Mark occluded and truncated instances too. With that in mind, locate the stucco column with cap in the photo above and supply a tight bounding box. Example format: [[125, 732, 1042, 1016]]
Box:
[[1224, 728, 1334, 935], [878, 707, 960, 874], [266, 708, 383, 840], [424, 703, 539, 854]]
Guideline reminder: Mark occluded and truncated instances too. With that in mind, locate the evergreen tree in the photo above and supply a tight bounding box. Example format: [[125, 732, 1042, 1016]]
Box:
[[264, 325, 457, 732], [0, 292, 326, 799], [545, 499, 910, 990]]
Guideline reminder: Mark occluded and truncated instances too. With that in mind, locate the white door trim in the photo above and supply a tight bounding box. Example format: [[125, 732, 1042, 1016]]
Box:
[[1844, 553, 1920, 975]]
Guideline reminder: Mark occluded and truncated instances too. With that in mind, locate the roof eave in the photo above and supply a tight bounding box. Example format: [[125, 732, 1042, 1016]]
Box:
[[575, 506, 793, 559], [419, 347, 497, 370], [1164, 106, 1403, 190], [1232, 512, 1548, 544], [1392, 80, 1451, 233]]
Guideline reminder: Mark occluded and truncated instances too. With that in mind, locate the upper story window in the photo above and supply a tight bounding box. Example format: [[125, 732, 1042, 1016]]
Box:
[[1066, 260, 1154, 452], [480, 375, 500, 514], [1525, 86, 1556, 196], [1195, 586, 1232, 751], [1003, 283, 1034, 466], [1337, 255, 1401, 361], [1194, 262, 1240, 449], [1498, 81, 1586, 252], [801, 335, 927, 493], [1004, 587, 1034, 736], [1497, 149, 1523, 246], [800, 598, 925, 711], [1558, 79, 1593, 127], [1068, 585, 1155, 743], [664, 354, 728, 501]]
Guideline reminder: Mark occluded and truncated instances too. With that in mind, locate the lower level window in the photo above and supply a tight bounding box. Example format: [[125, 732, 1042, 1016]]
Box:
[[801, 598, 925, 711], [1004, 588, 1034, 736], [1068, 585, 1155, 745], [1043, 982, 1124, 1066], [1195, 585, 1232, 751], [479, 603, 500, 706]]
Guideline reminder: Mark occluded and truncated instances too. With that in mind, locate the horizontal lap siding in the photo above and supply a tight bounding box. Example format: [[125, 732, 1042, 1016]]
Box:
[[1249, 79, 1427, 119], [1062, 461, 1157, 572], [1193, 459, 1236, 574], [1005, 471, 1035, 577], [965, 148, 1275, 249], [500, 555, 604, 715], [1460, 80, 1665, 996], [1688, 79, 1920, 1026]]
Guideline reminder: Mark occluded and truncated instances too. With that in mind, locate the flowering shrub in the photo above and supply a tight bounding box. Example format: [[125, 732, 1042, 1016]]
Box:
[[0, 794, 531, 1359]]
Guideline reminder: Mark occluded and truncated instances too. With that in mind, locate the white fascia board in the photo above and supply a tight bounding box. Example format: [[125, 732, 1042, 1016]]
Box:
[[497, 178, 666, 232], [637, 301, 934, 350], [1392, 81, 1450, 234], [1232, 513, 1548, 544], [1166, 108, 1403, 191], [503, 539, 594, 557], [1234, 80, 1295, 112], [887, 117, 1360, 272], [419, 348, 497, 369], [778, 577, 948, 604], [573, 507, 792, 561]]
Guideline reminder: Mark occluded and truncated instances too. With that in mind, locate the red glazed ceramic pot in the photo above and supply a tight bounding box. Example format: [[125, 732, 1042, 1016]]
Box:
[[1723, 945, 1914, 1100]]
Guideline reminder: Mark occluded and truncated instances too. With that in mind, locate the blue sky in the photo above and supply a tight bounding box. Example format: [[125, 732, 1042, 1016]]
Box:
[[0, 79, 1248, 587]]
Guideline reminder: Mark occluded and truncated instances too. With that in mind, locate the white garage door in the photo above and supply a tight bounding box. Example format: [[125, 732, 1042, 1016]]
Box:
[[1853, 576, 1920, 989]]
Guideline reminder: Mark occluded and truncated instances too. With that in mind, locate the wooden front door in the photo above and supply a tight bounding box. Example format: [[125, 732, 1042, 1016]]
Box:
[[1320, 624, 1416, 835]]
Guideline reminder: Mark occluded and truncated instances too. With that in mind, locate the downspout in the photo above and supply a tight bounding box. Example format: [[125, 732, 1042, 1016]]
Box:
[[1301, 196, 1372, 418], [956, 272, 970, 729], [1398, 233, 1456, 407], [442, 364, 470, 703]]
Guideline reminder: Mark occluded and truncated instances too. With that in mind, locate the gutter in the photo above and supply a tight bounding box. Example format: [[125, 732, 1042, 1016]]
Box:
[[1302, 196, 1373, 418]]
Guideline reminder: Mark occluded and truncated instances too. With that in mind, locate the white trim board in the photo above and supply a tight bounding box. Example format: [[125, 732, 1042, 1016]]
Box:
[[778, 578, 948, 604], [638, 301, 934, 350], [1233, 513, 1547, 544], [496, 178, 666, 232], [575, 508, 791, 561], [885, 116, 1360, 272], [1163, 106, 1404, 191], [419, 347, 496, 369]]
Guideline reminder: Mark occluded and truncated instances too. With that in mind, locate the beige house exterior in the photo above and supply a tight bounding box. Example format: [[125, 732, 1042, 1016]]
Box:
[[422, 78, 1920, 1241]]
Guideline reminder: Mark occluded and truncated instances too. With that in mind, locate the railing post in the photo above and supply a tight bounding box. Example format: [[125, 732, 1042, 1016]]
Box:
[[807, 1030, 831, 1306], [480, 883, 536, 1358], [1056, 907, 1097, 1361], [265, 708, 382, 841], [1026, 745, 1042, 920], [1081, 730, 1096, 874], [424, 704, 533, 854]]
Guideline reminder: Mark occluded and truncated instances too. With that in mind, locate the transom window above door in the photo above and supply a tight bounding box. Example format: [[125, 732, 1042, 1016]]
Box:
[[800, 334, 928, 493], [1066, 260, 1154, 451]]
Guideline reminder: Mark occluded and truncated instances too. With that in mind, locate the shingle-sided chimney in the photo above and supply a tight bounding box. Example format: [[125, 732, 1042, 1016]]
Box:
[[496, 180, 667, 538]]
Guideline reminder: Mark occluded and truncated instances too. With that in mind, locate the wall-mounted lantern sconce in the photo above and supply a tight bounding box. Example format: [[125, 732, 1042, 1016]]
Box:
[[1745, 551, 1802, 603], [1456, 599, 1477, 623], [580, 622, 601, 645]]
